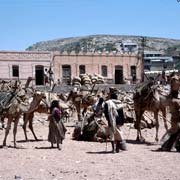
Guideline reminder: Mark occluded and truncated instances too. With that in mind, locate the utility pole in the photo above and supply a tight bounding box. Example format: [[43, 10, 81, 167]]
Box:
[[139, 36, 146, 82]]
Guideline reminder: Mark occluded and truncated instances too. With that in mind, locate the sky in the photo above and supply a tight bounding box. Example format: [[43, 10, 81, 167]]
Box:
[[0, 0, 180, 51]]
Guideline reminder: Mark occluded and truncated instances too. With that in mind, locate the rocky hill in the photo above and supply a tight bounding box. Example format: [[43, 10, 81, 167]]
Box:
[[26, 34, 180, 56]]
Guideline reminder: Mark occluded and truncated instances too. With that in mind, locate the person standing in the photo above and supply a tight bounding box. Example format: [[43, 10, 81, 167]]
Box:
[[161, 75, 180, 151], [170, 72, 180, 98], [44, 68, 49, 86], [160, 70, 167, 85], [103, 94, 127, 153], [161, 98, 180, 151], [48, 100, 67, 150], [132, 73, 136, 84], [48, 66, 54, 87]]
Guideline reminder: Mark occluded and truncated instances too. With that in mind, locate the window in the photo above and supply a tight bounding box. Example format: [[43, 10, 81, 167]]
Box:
[[131, 66, 136, 83], [130, 66, 136, 76], [101, 65, 108, 77], [79, 65, 86, 75], [62, 65, 71, 85], [12, 65, 19, 77]]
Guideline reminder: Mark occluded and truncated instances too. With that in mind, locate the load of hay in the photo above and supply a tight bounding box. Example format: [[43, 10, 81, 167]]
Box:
[[72, 76, 81, 87], [72, 73, 104, 88]]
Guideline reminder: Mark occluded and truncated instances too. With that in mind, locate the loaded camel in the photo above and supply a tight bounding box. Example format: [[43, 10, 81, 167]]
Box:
[[66, 88, 97, 121], [1, 78, 47, 147], [0, 79, 37, 147], [133, 80, 171, 142]]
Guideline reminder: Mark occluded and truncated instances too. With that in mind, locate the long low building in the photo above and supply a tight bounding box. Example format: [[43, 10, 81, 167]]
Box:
[[0, 50, 142, 85], [52, 51, 141, 84]]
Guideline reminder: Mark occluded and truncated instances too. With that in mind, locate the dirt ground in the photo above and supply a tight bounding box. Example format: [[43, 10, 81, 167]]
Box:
[[0, 113, 180, 180]]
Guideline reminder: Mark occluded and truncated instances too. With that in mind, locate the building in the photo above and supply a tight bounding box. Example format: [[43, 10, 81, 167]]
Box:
[[144, 51, 174, 72], [0, 51, 52, 85], [121, 41, 138, 53], [0, 50, 142, 85], [52, 51, 141, 84]]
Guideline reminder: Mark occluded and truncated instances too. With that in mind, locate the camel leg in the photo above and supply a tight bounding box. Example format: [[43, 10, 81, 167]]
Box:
[[23, 113, 29, 141], [0, 117, 5, 129], [70, 105, 75, 117], [135, 110, 145, 142], [162, 108, 168, 130], [2, 118, 5, 128], [75, 102, 82, 121], [13, 116, 20, 148], [154, 112, 159, 142], [3, 118, 12, 147], [28, 113, 38, 141]]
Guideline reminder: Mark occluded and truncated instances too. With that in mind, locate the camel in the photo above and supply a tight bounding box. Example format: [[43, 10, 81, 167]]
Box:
[[3, 87, 43, 147], [66, 89, 97, 121], [73, 98, 127, 152], [22, 90, 58, 141], [0, 77, 33, 129], [1, 78, 45, 147], [133, 80, 170, 142], [72, 112, 109, 142], [22, 91, 71, 141], [22, 92, 48, 141]]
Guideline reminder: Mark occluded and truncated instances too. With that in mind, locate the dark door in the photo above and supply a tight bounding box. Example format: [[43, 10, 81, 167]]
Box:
[[35, 65, 44, 85], [62, 65, 71, 85], [115, 66, 123, 84]]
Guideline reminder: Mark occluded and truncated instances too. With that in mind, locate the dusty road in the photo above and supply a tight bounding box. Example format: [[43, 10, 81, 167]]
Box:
[[0, 113, 180, 180]]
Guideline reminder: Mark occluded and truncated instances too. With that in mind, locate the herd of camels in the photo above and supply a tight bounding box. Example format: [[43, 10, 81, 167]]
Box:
[[0, 74, 179, 148]]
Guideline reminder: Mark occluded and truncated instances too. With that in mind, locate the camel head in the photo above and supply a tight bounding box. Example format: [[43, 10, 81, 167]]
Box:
[[23, 91, 47, 114]]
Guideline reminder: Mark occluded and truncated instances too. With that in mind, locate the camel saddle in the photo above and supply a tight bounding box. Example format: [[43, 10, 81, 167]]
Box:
[[0, 91, 16, 113]]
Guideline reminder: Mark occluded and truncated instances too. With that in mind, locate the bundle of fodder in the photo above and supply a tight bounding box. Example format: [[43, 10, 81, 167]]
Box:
[[72, 76, 81, 87], [80, 74, 92, 86], [90, 75, 98, 84], [96, 74, 104, 84], [91, 74, 104, 84]]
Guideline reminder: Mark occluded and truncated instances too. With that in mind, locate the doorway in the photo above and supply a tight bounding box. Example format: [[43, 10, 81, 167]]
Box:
[[62, 65, 71, 85], [35, 65, 44, 85], [115, 66, 123, 84]]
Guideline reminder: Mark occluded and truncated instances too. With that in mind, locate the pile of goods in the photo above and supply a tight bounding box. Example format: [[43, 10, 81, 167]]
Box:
[[72, 74, 104, 87]]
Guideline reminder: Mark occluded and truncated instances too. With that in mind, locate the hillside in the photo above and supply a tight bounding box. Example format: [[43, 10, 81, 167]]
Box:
[[26, 35, 180, 56]]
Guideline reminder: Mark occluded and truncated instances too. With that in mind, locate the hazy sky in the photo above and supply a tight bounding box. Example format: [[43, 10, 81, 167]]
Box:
[[0, 0, 180, 51]]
